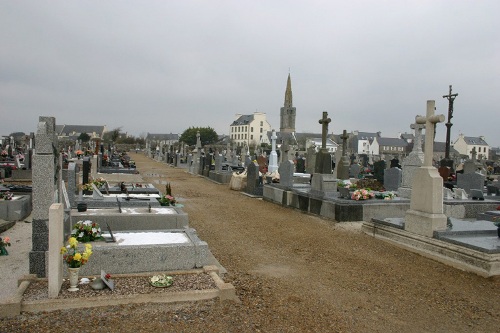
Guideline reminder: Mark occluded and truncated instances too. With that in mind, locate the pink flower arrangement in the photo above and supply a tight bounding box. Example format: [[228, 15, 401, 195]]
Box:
[[351, 189, 375, 201]]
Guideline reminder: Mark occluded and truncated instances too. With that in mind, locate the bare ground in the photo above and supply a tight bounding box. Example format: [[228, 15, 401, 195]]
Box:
[[1, 153, 499, 333]]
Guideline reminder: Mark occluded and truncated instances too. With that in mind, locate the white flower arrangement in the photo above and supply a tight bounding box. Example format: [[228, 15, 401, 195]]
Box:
[[150, 274, 173, 288]]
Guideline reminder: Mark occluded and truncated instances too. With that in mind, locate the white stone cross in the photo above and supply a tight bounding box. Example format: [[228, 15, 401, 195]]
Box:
[[271, 129, 277, 152], [196, 131, 201, 149], [415, 100, 445, 167]]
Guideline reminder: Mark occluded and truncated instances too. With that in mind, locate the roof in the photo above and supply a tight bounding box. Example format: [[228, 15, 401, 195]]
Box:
[[146, 133, 179, 141], [400, 133, 414, 140], [58, 125, 106, 136], [231, 114, 254, 126], [462, 136, 489, 146], [377, 137, 408, 147], [307, 138, 338, 147], [355, 132, 379, 140], [421, 141, 459, 154]]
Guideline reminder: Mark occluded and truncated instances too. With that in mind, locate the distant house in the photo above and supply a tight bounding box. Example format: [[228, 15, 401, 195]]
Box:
[[305, 137, 338, 153], [489, 147, 500, 161], [229, 112, 271, 147], [349, 131, 381, 155], [56, 125, 107, 141], [145, 133, 179, 146], [452, 134, 489, 159], [373, 137, 408, 156]]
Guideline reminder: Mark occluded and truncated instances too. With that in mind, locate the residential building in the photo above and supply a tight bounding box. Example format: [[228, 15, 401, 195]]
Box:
[[373, 137, 408, 156], [145, 133, 179, 147], [229, 112, 271, 147], [349, 131, 381, 155], [452, 134, 490, 159]]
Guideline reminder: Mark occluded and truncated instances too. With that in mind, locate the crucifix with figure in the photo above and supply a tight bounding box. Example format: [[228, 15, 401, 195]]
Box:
[[442, 85, 458, 161]]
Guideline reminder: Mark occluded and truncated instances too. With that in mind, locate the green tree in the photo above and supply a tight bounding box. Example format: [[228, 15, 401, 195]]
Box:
[[78, 132, 91, 142], [179, 127, 218, 146]]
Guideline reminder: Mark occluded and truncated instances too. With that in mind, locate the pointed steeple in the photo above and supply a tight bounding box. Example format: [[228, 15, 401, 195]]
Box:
[[284, 73, 293, 108]]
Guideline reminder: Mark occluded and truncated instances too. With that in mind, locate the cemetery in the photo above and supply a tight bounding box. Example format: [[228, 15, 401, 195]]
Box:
[[1, 96, 500, 327], [0, 116, 235, 318]]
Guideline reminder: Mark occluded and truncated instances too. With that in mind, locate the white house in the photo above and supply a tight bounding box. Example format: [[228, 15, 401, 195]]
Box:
[[452, 134, 489, 160], [305, 138, 338, 153], [230, 112, 271, 147]]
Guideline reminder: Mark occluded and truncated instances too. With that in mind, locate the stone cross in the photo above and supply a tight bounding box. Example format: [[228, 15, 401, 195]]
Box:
[[318, 111, 331, 149], [196, 131, 201, 149], [340, 129, 348, 157], [470, 147, 477, 161], [415, 100, 445, 167], [410, 120, 425, 153]]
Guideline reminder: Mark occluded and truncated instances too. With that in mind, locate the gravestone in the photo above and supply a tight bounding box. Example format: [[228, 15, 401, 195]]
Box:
[[372, 160, 386, 183], [443, 187, 454, 200], [314, 112, 332, 174], [404, 100, 447, 237], [456, 172, 485, 195], [398, 119, 425, 198], [82, 157, 91, 185], [349, 164, 360, 178], [214, 154, 223, 172], [305, 145, 316, 174], [296, 156, 306, 173], [337, 130, 350, 179], [384, 167, 402, 191], [278, 160, 295, 188], [245, 162, 263, 196], [30, 116, 59, 277]]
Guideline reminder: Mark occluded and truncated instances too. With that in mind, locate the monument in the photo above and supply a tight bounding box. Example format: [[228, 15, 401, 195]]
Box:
[[404, 100, 447, 237]]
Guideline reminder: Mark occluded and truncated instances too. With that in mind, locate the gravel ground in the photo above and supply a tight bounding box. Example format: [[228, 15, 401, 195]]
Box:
[[1, 153, 500, 332]]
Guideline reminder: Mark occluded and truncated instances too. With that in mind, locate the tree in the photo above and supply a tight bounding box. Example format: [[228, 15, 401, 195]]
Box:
[[78, 132, 91, 142], [179, 127, 218, 146]]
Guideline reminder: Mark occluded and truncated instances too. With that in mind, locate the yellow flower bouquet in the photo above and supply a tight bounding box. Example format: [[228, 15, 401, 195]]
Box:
[[60, 237, 93, 268]]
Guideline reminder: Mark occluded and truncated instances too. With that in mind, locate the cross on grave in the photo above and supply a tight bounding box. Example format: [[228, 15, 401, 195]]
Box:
[[195, 131, 201, 149], [340, 130, 348, 157], [318, 111, 331, 149], [415, 101, 445, 167], [470, 147, 477, 161], [442, 85, 458, 159], [410, 120, 425, 154]]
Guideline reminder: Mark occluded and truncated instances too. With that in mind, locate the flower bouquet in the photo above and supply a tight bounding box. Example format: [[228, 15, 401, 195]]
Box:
[[351, 188, 375, 201], [159, 194, 176, 206], [0, 236, 11, 255], [375, 191, 397, 200], [150, 274, 173, 288], [60, 237, 93, 268], [71, 220, 103, 242], [0, 192, 13, 200]]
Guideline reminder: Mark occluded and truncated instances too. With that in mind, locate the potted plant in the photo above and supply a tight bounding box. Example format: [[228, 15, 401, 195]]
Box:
[[71, 220, 103, 242], [0, 236, 11, 255], [60, 237, 93, 291]]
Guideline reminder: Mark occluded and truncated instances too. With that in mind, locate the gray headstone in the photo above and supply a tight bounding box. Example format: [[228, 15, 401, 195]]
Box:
[[245, 162, 262, 196], [384, 167, 402, 191], [456, 172, 485, 195], [349, 164, 361, 178], [278, 160, 295, 188]]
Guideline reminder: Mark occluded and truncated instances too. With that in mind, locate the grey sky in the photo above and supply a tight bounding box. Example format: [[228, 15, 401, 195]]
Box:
[[1, 1, 499, 146]]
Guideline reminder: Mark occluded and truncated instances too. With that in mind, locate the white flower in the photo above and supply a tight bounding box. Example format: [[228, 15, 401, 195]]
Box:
[[83, 220, 92, 226], [79, 232, 84, 238], [92, 228, 97, 234]]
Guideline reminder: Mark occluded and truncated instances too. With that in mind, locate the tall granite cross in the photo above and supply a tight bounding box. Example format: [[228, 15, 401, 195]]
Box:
[[319, 111, 331, 149], [415, 101, 445, 167], [195, 131, 201, 149], [340, 129, 348, 156]]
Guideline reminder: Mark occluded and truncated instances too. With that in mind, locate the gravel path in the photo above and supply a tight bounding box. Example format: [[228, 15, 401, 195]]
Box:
[[1, 153, 499, 332]]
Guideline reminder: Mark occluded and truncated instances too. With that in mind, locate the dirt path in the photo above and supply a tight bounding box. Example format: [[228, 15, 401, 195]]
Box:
[[1, 154, 499, 332]]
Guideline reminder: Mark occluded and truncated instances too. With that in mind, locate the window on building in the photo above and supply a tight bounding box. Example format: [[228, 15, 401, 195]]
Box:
[[260, 121, 263, 126], [251, 135, 253, 140], [245, 134, 247, 139], [251, 127, 253, 132], [260, 128, 263, 133]]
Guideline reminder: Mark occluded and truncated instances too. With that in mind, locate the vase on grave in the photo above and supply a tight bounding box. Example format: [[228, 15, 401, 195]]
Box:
[[68, 267, 81, 291], [0, 246, 8, 256], [77, 203, 87, 212]]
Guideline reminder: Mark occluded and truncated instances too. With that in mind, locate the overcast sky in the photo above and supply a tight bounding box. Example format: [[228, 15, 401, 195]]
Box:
[[1, 1, 499, 146]]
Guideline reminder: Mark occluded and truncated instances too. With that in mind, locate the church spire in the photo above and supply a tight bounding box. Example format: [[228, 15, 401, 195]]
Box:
[[284, 73, 293, 108]]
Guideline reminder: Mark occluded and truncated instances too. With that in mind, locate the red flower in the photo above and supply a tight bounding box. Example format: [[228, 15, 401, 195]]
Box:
[[105, 273, 111, 280]]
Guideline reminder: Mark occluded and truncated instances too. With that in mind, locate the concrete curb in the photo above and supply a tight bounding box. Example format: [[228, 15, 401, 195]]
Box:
[[0, 265, 238, 318]]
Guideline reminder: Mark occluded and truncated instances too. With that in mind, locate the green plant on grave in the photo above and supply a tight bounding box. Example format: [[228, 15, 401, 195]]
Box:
[[492, 216, 500, 228], [159, 194, 176, 206], [166, 183, 172, 196]]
